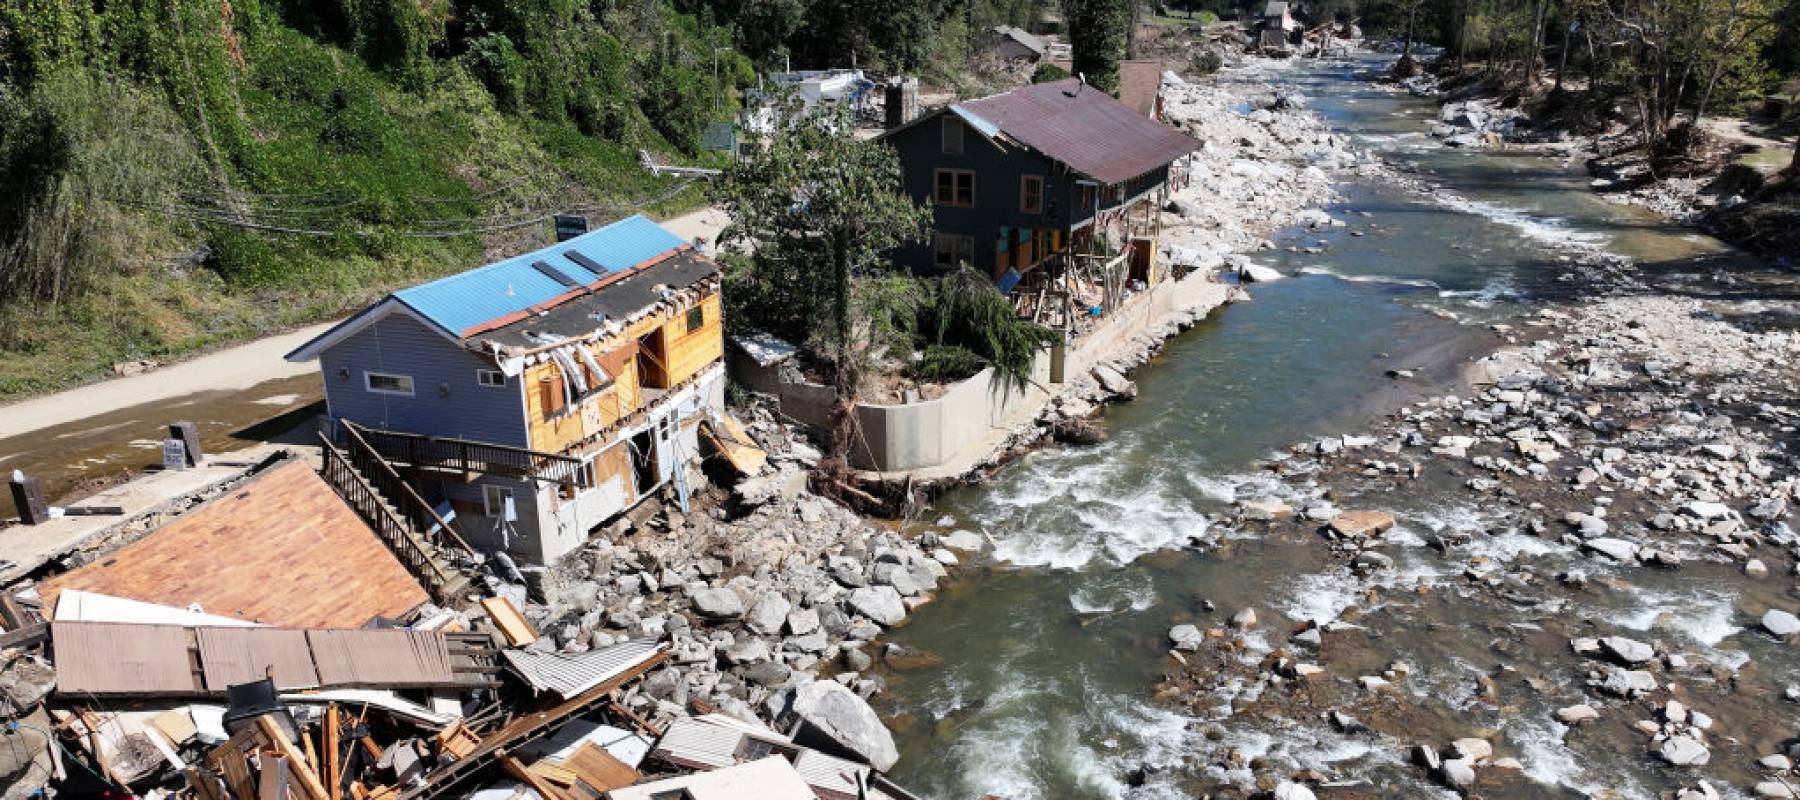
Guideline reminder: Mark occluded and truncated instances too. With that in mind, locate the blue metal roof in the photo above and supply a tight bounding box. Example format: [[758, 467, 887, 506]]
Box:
[[393, 214, 688, 337]]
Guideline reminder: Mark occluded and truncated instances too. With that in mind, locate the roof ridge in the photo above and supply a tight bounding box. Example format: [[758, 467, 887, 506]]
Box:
[[395, 212, 654, 297]]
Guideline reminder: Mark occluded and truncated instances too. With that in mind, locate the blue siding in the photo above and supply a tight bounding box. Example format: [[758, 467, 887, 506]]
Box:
[[318, 312, 529, 446]]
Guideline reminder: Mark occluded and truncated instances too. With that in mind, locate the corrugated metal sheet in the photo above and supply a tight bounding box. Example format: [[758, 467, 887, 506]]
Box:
[[52, 621, 462, 696], [502, 638, 666, 699], [52, 622, 198, 695], [393, 215, 687, 337], [954, 79, 1199, 184], [308, 629, 454, 686], [650, 715, 868, 800], [197, 627, 318, 690]]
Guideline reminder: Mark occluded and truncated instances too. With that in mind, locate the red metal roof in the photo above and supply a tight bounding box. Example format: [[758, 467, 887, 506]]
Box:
[[956, 78, 1198, 184]]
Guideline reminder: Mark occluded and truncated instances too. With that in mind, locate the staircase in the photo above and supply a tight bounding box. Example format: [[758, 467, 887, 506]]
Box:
[[318, 428, 477, 604]]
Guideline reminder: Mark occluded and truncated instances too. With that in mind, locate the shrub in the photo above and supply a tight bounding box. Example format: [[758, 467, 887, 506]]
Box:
[[1191, 49, 1223, 75], [1032, 62, 1071, 83], [905, 344, 987, 383]]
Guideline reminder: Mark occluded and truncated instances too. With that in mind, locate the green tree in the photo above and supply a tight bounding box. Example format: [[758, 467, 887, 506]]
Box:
[[711, 112, 930, 466], [1063, 0, 1129, 94]]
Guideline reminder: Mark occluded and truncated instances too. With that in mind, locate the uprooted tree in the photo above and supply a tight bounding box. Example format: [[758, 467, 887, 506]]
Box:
[[711, 112, 931, 476]]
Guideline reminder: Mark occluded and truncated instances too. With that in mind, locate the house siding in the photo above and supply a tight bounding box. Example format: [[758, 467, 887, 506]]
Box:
[[885, 114, 1076, 273], [318, 312, 529, 446]]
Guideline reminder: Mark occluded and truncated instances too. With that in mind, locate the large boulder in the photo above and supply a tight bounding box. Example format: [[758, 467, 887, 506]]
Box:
[[774, 680, 900, 771], [1599, 636, 1655, 665], [1762, 608, 1800, 637], [1168, 624, 1204, 652], [689, 588, 746, 620], [847, 586, 907, 626], [1328, 510, 1395, 539], [745, 593, 792, 636]]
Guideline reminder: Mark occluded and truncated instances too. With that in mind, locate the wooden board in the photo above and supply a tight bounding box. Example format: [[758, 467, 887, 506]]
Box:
[[38, 461, 428, 628], [53, 621, 198, 694], [699, 418, 766, 476], [479, 596, 537, 648], [561, 742, 638, 793]]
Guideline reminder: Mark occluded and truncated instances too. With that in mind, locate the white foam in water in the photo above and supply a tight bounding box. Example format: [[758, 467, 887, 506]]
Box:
[[1430, 190, 1609, 252], [1067, 572, 1160, 615], [1610, 585, 1749, 670], [1297, 264, 1442, 289], [1437, 275, 1523, 309]]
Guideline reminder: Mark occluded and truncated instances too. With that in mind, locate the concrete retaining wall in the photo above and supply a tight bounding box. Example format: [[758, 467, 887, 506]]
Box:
[[731, 269, 1231, 474]]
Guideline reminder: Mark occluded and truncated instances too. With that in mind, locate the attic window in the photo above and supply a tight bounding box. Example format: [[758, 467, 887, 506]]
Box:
[[477, 369, 507, 388], [941, 117, 964, 155]]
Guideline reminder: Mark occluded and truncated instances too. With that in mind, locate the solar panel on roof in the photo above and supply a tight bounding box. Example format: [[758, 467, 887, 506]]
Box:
[[563, 251, 605, 275], [532, 260, 583, 288]]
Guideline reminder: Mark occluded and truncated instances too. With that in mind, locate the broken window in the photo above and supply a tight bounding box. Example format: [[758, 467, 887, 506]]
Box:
[[941, 116, 964, 154], [1021, 174, 1044, 214], [934, 169, 974, 207], [686, 306, 704, 333], [364, 372, 414, 396], [482, 485, 514, 518], [933, 233, 974, 268]]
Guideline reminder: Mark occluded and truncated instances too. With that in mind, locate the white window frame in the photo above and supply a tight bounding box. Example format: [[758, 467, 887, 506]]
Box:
[[482, 485, 514, 518], [364, 371, 414, 396], [476, 369, 507, 388]]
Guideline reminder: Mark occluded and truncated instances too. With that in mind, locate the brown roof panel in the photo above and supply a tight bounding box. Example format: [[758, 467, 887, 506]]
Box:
[[38, 459, 429, 629], [52, 621, 198, 695], [956, 77, 1196, 184]]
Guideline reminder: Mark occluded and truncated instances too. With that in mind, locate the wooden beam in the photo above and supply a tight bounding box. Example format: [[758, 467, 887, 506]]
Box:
[[256, 716, 331, 800], [498, 754, 567, 800], [324, 705, 341, 800]]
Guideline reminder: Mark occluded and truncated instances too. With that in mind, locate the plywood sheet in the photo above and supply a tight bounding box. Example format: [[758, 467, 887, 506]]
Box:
[[562, 742, 637, 792], [39, 460, 428, 628]]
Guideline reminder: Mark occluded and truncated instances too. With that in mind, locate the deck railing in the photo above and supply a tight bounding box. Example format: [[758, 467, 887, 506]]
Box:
[[341, 421, 590, 488], [318, 436, 460, 596], [340, 423, 478, 556]]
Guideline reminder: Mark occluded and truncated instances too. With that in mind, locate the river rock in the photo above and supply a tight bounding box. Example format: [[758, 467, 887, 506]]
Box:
[[1231, 607, 1258, 629], [1329, 510, 1395, 539], [1582, 538, 1639, 562], [1659, 735, 1710, 766], [786, 608, 821, 636], [1169, 624, 1204, 651], [1555, 704, 1599, 725], [1755, 783, 1800, 799], [725, 637, 771, 665], [1240, 499, 1293, 521], [772, 679, 899, 771], [1437, 758, 1477, 789], [1599, 636, 1655, 665], [690, 587, 746, 620], [1682, 501, 1733, 521], [1239, 263, 1285, 282], [1273, 782, 1317, 800], [1762, 608, 1800, 637], [745, 593, 792, 636], [943, 530, 987, 552], [1449, 738, 1492, 760], [1092, 365, 1138, 399], [1598, 667, 1658, 697], [847, 586, 907, 626]]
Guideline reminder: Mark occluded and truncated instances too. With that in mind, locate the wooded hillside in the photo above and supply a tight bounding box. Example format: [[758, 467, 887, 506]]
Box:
[[0, 0, 752, 396]]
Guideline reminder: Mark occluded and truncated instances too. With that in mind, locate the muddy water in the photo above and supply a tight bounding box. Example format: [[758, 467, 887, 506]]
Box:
[[0, 374, 322, 502], [878, 55, 1784, 799]]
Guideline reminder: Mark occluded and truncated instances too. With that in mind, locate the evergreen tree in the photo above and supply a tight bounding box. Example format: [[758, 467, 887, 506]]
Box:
[[1062, 0, 1130, 94]]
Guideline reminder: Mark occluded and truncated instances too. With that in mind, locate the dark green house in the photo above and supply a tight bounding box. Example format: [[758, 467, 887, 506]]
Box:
[[878, 77, 1199, 305]]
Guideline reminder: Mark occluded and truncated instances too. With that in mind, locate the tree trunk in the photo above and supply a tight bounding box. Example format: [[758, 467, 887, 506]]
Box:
[[1402, 3, 1417, 59], [1553, 13, 1572, 92], [826, 230, 857, 467], [1525, 0, 1550, 89]]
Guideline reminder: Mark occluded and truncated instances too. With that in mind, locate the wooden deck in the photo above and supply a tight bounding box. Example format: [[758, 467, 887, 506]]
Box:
[[38, 459, 428, 628]]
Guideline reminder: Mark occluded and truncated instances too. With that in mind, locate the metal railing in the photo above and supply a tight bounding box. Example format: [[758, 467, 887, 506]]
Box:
[[318, 436, 460, 596], [341, 421, 590, 488]]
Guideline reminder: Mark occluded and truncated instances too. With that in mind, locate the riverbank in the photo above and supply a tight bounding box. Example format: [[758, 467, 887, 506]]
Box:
[[1392, 57, 1800, 261], [869, 45, 1800, 800]]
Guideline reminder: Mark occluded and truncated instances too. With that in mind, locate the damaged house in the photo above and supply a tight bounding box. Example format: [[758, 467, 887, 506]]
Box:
[[879, 77, 1200, 323], [285, 215, 730, 565]]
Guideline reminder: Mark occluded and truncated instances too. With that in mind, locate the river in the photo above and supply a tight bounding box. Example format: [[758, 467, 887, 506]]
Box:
[[875, 53, 1788, 799]]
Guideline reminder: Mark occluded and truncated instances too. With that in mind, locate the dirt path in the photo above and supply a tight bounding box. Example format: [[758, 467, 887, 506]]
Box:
[[0, 323, 333, 441]]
